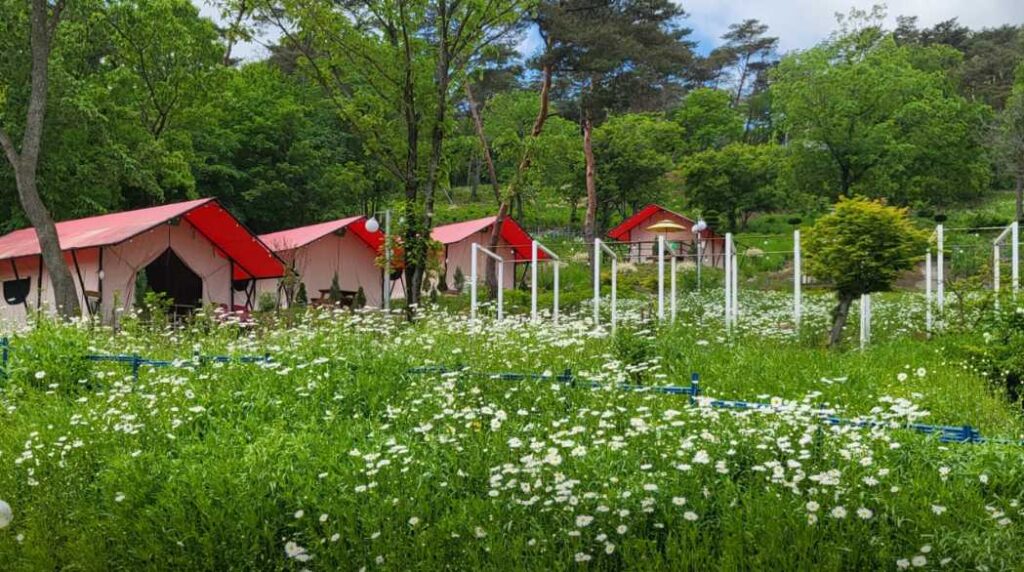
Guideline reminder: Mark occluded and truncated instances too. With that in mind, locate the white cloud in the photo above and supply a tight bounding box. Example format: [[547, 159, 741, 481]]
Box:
[[681, 0, 1024, 53]]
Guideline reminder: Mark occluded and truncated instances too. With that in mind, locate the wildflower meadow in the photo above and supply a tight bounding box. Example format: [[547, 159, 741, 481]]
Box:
[[1, 292, 1022, 570]]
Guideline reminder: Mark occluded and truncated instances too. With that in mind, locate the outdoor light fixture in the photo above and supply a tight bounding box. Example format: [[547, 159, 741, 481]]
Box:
[[364, 216, 380, 233], [693, 219, 708, 293]]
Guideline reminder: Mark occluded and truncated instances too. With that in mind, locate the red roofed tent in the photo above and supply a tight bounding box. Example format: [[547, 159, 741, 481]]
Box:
[[607, 204, 724, 267], [431, 216, 542, 291], [258, 216, 400, 307], [0, 198, 284, 326]]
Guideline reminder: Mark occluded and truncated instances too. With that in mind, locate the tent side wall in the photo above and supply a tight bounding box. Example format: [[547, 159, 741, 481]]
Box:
[[291, 233, 385, 306], [442, 229, 517, 291], [100, 220, 234, 319], [257, 233, 391, 307], [623, 211, 723, 267], [0, 219, 247, 329]]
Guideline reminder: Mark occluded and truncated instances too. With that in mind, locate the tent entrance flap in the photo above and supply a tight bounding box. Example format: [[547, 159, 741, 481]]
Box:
[[144, 249, 203, 314]]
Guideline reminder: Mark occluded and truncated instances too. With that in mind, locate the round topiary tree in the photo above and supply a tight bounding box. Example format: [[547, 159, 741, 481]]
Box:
[[805, 196, 928, 347]]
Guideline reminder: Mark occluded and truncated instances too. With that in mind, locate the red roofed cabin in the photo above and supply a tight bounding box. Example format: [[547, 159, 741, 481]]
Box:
[[606, 204, 724, 267], [432, 216, 544, 292], [0, 199, 285, 326], [258, 216, 401, 307]]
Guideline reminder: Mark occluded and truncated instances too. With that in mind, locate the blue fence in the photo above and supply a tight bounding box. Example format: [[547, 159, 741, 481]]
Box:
[[406, 365, 1022, 446], [1, 336, 271, 381]]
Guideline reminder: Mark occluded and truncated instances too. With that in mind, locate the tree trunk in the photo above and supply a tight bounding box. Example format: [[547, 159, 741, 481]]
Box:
[[1016, 172, 1023, 222], [0, 0, 79, 319], [465, 83, 500, 204], [582, 113, 597, 246], [399, 5, 420, 319], [485, 58, 553, 298], [827, 293, 855, 348], [222, 0, 249, 66], [419, 3, 451, 306], [469, 154, 480, 200]]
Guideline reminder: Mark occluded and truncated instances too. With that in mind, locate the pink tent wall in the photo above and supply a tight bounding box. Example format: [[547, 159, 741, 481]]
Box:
[[0, 219, 254, 328], [440, 227, 517, 291], [260, 231, 393, 307]]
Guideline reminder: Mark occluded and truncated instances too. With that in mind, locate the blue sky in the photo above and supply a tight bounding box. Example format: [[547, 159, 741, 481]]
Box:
[[197, 0, 1024, 62]]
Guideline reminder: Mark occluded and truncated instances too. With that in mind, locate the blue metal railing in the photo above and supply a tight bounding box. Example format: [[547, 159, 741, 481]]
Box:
[[0, 338, 271, 381], [406, 365, 1019, 446]]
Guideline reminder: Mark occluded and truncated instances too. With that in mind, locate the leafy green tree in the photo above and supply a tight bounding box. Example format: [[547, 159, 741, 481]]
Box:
[[0, 0, 82, 317], [593, 114, 683, 217], [537, 0, 695, 244], [715, 19, 779, 107], [680, 143, 780, 231], [804, 196, 928, 347], [993, 64, 1024, 221], [265, 0, 528, 313], [672, 88, 744, 155], [773, 21, 991, 206]]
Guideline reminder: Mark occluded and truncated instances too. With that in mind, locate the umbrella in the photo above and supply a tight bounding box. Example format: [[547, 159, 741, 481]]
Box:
[[646, 219, 687, 234]]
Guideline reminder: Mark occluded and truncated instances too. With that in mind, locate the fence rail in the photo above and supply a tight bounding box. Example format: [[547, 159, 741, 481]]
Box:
[[0, 337, 271, 381], [406, 365, 1020, 446]]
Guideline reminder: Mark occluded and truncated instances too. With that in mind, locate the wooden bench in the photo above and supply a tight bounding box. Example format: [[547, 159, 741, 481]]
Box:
[[312, 289, 357, 308]]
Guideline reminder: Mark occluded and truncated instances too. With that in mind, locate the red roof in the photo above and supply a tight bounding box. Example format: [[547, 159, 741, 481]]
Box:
[[0, 198, 285, 280], [431, 216, 544, 261], [259, 216, 383, 253], [607, 204, 717, 241]]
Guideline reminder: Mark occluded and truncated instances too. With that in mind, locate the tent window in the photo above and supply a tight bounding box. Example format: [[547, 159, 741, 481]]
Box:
[[232, 278, 252, 292], [3, 278, 30, 305]]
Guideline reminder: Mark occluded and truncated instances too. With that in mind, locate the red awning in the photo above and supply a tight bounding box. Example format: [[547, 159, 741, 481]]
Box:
[[607, 204, 718, 241], [0, 198, 285, 280], [259, 216, 384, 253], [431, 216, 544, 261]]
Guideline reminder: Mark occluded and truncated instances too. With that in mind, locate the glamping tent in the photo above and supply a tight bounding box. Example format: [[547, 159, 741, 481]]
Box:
[[432, 216, 543, 291], [606, 204, 725, 267], [258, 216, 398, 307], [0, 199, 284, 325]]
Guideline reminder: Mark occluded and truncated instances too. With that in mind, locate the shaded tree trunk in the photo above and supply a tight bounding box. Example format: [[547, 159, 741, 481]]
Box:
[[828, 293, 855, 348], [582, 112, 597, 245], [486, 58, 552, 297], [0, 0, 79, 320], [399, 6, 421, 320], [465, 83, 500, 204], [469, 154, 480, 200]]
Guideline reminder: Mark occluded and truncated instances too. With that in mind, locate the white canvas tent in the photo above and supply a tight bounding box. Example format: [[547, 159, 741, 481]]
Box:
[[258, 216, 399, 307], [431, 216, 542, 292], [0, 199, 285, 328]]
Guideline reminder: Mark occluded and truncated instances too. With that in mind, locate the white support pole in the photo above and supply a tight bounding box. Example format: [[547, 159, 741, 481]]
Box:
[[925, 250, 932, 336], [553, 260, 560, 324], [793, 229, 801, 329], [670, 254, 677, 322], [657, 235, 666, 321], [696, 238, 703, 293], [497, 261, 504, 321], [593, 239, 601, 324], [731, 239, 739, 321], [594, 239, 617, 330], [471, 243, 504, 321], [994, 243, 1001, 296], [471, 243, 479, 320], [1013, 221, 1019, 297], [724, 233, 733, 327], [611, 256, 618, 331], [383, 210, 391, 312], [937, 224, 944, 311], [531, 240, 539, 322], [859, 294, 868, 350]]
